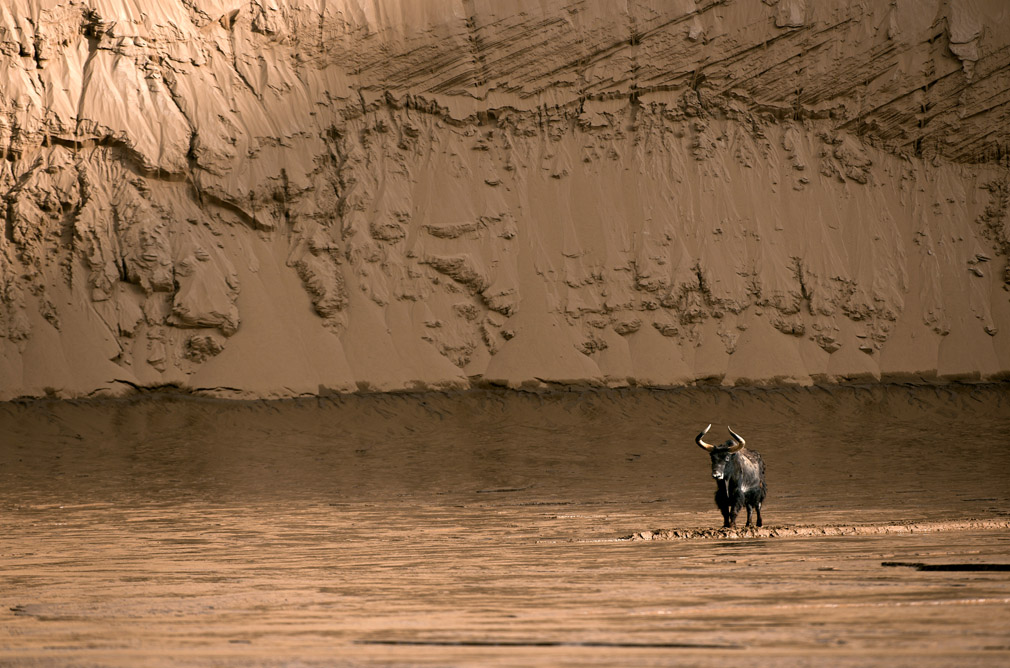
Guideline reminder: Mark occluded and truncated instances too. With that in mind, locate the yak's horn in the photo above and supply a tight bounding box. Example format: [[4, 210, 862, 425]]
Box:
[[696, 424, 715, 451], [727, 426, 745, 452]]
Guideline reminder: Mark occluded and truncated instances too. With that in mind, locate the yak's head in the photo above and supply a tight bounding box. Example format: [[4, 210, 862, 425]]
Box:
[[696, 424, 745, 480]]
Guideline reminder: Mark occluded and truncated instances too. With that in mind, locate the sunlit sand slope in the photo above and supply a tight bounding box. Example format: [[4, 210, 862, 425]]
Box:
[[2, 1, 1010, 398]]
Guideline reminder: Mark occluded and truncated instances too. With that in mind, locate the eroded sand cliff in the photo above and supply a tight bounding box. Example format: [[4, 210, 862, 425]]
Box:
[[2, 0, 1009, 398]]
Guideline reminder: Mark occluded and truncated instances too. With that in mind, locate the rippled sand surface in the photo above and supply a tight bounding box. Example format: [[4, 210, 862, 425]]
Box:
[[2, 385, 1009, 666]]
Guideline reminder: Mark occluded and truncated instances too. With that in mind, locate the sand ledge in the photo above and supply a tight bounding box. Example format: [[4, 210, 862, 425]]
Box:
[[6, 378, 1010, 405], [625, 519, 1010, 541]]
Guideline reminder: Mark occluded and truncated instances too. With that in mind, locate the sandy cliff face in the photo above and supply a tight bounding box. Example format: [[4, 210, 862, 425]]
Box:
[[2, 0, 1009, 398]]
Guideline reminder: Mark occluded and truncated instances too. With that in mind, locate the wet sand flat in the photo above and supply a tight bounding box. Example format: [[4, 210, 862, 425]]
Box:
[[1, 385, 1009, 666]]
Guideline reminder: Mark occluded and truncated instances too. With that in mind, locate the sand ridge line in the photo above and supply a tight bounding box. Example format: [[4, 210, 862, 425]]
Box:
[[624, 519, 1010, 541]]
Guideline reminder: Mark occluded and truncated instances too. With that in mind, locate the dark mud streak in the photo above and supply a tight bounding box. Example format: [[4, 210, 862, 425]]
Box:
[[476, 485, 534, 493], [357, 639, 745, 649], [882, 562, 1010, 572]]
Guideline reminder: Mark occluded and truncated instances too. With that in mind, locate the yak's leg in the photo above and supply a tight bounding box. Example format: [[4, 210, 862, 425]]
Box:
[[755, 503, 763, 527], [745, 505, 753, 527], [716, 487, 732, 528], [727, 494, 744, 528]]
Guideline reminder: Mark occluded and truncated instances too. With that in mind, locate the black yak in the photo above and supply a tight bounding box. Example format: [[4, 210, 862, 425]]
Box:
[[696, 424, 767, 528]]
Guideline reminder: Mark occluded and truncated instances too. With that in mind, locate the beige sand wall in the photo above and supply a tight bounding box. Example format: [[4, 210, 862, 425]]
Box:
[[2, 0, 1009, 398]]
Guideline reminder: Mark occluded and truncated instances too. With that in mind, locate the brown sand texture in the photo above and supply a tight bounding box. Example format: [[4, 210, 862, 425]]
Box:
[[1, 385, 1009, 666], [2, 0, 1010, 398], [2, 1, 1010, 665]]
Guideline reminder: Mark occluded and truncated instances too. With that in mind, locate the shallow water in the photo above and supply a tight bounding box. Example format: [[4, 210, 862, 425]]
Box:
[[1, 385, 1009, 666]]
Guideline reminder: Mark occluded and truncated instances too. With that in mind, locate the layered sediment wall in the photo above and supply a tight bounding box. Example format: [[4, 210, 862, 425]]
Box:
[[2, 0, 1009, 399]]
